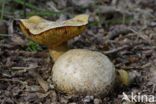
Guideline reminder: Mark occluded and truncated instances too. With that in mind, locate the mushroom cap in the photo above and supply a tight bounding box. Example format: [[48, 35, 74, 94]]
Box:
[[18, 14, 89, 48], [52, 49, 115, 96]]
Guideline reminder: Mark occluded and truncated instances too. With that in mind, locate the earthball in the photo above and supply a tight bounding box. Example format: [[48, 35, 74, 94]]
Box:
[[52, 49, 115, 96]]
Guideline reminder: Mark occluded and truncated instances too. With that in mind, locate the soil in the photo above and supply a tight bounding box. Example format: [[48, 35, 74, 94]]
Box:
[[0, 0, 156, 104]]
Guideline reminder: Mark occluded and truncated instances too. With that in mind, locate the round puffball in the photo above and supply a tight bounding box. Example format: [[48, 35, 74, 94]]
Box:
[[52, 49, 115, 96]]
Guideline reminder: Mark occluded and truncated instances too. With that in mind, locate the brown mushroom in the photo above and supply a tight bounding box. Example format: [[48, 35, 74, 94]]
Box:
[[17, 14, 89, 61]]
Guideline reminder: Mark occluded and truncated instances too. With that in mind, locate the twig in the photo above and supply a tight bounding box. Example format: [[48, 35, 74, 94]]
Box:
[[12, 63, 38, 70], [0, 78, 27, 85], [108, 25, 132, 39], [0, 34, 11, 37], [152, 84, 156, 93], [11, 64, 39, 77], [103, 45, 129, 55], [141, 63, 151, 69], [128, 27, 152, 43]]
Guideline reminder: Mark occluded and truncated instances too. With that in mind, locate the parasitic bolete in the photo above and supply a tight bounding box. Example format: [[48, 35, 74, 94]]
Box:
[[17, 14, 89, 61], [17, 14, 134, 96]]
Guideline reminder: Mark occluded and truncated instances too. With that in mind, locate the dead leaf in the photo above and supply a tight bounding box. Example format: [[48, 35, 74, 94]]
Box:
[[29, 70, 49, 92]]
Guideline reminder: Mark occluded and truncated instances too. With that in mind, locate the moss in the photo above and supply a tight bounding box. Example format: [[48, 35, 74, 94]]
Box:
[[26, 40, 42, 52]]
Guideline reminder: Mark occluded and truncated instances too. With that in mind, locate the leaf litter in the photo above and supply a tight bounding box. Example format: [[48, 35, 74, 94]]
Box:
[[0, 0, 156, 103]]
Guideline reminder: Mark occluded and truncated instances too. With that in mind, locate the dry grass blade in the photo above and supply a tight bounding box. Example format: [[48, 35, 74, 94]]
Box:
[[128, 28, 152, 44]]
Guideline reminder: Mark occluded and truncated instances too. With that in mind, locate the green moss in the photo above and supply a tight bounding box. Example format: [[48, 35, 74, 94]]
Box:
[[26, 40, 42, 52]]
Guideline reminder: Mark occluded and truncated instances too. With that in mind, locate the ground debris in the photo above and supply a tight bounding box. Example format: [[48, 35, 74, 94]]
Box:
[[0, 0, 156, 103]]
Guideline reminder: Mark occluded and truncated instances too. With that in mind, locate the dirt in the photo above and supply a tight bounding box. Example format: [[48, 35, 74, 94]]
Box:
[[0, 0, 156, 104]]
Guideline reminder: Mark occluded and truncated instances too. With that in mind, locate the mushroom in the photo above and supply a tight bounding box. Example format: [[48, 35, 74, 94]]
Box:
[[52, 49, 116, 96], [17, 14, 89, 61], [17, 15, 136, 96], [52, 49, 138, 96]]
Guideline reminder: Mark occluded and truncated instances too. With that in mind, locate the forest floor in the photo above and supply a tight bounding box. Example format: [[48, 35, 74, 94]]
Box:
[[0, 0, 156, 104]]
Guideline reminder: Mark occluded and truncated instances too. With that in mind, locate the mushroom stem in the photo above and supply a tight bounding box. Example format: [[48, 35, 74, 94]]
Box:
[[49, 42, 69, 61]]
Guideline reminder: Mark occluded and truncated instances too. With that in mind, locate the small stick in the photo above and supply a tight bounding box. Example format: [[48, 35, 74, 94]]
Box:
[[0, 78, 27, 85], [128, 27, 151, 43], [0, 34, 11, 37], [152, 84, 156, 93], [103, 45, 129, 55]]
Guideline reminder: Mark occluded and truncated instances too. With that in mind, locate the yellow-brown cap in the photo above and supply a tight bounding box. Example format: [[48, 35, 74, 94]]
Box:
[[18, 14, 89, 48]]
